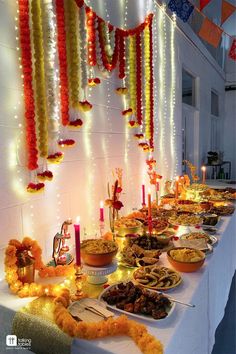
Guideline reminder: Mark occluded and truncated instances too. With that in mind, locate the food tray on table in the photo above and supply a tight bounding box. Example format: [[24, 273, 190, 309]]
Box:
[[133, 265, 182, 291], [168, 214, 203, 226], [99, 281, 175, 322], [180, 232, 218, 246]]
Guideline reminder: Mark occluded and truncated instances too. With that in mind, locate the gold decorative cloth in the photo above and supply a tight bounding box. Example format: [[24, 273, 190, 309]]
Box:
[[12, 264, 134, 354], [12, 297, 72, 354]]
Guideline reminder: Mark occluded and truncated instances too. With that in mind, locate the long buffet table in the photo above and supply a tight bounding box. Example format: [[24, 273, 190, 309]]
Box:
[[1, 183, 236, 354]]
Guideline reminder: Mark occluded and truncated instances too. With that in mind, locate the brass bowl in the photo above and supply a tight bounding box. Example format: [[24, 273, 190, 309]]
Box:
[[114, 220, 143, 237], [81, 239, 118, 267]]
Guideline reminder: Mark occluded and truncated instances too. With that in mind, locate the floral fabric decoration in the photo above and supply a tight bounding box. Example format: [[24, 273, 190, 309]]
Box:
[[168, 0, 194, 23]]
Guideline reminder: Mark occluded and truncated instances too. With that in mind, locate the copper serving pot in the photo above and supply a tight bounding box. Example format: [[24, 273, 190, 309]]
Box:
[[17, 250, 35, 284]]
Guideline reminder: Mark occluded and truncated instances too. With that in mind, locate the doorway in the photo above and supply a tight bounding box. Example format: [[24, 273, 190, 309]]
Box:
[[182, 103, 200, 174]]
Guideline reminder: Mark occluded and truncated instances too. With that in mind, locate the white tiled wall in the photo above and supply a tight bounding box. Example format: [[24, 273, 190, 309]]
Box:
[[0, 0, 227, 279]]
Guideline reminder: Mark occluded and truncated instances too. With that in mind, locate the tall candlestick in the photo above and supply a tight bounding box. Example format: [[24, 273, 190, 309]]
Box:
[[74, 216, 81, 266], [148, 188, 152, 234], [142, 184, 146, 206], [201, 166, 206, 184], [156, 182, 159, 205], [175, 177, 179, 200], [99, 200, 104, 222]]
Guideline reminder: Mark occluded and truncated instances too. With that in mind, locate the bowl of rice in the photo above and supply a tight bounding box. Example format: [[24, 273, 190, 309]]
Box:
[[81, 239, 118, 266]]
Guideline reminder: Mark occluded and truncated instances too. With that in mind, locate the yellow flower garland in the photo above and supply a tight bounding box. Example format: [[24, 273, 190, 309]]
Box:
[[144, 25, 151, 140], [31, 0, 48, 158], [5, 237, 163, 353], [5, 237, 74, 298], [54, 295, 163, 354], [64, 0, 80, 109], [129, 35, 136, 116]]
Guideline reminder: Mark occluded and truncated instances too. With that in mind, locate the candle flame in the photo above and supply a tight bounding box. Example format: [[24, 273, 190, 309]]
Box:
[[148, 187, 151, 194], [75, 216, 80, 225], [201, 166, 206, 171], [176, 176, 179, 181], [100, 200, 104, 208]]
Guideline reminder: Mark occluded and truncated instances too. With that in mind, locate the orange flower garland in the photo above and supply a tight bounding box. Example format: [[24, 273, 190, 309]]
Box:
[[5, 237, 74, 298], [54, 294, 163, 354]]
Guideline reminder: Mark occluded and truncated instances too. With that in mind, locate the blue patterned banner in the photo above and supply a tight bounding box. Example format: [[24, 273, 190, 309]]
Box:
[[168, 0, 194, 22]]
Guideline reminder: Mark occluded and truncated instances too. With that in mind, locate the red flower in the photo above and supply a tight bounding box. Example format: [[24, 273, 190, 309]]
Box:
[[116, 187, 122, 193], [113, 200, 124, 210]]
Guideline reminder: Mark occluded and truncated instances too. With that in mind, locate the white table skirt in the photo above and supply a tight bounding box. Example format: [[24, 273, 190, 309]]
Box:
[[1, 211, 235, 354]]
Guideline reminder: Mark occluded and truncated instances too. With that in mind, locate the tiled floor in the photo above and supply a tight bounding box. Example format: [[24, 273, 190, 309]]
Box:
[[212, 272, 236, 354]]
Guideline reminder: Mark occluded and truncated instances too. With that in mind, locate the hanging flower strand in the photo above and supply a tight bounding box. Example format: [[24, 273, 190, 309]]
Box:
[[64, 0, 80, 110], [136, 32, 143, 126], [118, 31, 126, 79], [143, 17, 151, 146], [149, 16, 154, 150], [79, 5, 88, 90], [41, 0, 60, 155], [86, 7, 97, 67], [18, 0, 38, 170], [31, 0, 48, 158], [55, 0, 70, 126], [128, 35, 137, 122]]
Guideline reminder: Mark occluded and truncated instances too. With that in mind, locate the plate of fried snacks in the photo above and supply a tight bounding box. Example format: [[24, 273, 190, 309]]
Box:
[[133, 265, 182, 290], [211, 204, 235, 216], [100, 281, 175, 321], [120, 244, 161, 268], [180, 232, 217, 246], [168, 214, 203, 226]]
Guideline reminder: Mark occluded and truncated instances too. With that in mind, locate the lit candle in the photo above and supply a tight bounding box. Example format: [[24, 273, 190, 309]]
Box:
[[148, 188, 152, 234], [99, 201, 104, 222], [175, 177, 179, 199], [142, 184, 146, 206], [74, 216, 81, 266], [201, 166, 206, 184]]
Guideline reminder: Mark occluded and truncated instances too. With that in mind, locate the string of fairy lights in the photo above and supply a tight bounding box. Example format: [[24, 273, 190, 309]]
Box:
[[11, 0, 181, 238]]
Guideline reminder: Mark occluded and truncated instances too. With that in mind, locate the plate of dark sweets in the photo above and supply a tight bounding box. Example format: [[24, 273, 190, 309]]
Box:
[[99, 281, 175, 322]]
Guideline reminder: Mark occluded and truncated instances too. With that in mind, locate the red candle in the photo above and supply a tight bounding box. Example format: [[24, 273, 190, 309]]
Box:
[[201, 166, 206, 184], [142, 184, 146, 206], [148, 189, 152, 233], [175, 177, 179, 200], [74, 216, 81, 266], [99, 201, 104, 222], [156, 182, 159, 192]]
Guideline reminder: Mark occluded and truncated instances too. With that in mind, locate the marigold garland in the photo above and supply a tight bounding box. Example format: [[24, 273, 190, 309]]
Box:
[[53, 299, 163, 354], [55, 0, 70, 126], [136, 32, 143, 126], [18, 0, 38, 171], [5, 237, 74, 298], [41, 0, 60, 156], [149, 16, 154, 150], [64, 0, 80, 109], [128, 35, 137, 119], [118, 32, 126, 79], [97, 18, 119, 72], [144, 20, 151, 142], [86, 7, 97, 66], [78, 5, 88, 89], [31, 0, 48, 158]]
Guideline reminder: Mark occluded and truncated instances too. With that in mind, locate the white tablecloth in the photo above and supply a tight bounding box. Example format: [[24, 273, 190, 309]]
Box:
[[1, 210, 235, 354]]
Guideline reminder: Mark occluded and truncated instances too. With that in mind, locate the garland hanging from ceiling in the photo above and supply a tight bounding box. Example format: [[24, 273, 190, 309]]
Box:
[[17, 0, 155, 191]]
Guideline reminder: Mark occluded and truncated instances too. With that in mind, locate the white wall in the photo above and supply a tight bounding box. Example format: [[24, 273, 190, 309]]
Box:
[[0, 0, 226, 278]]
